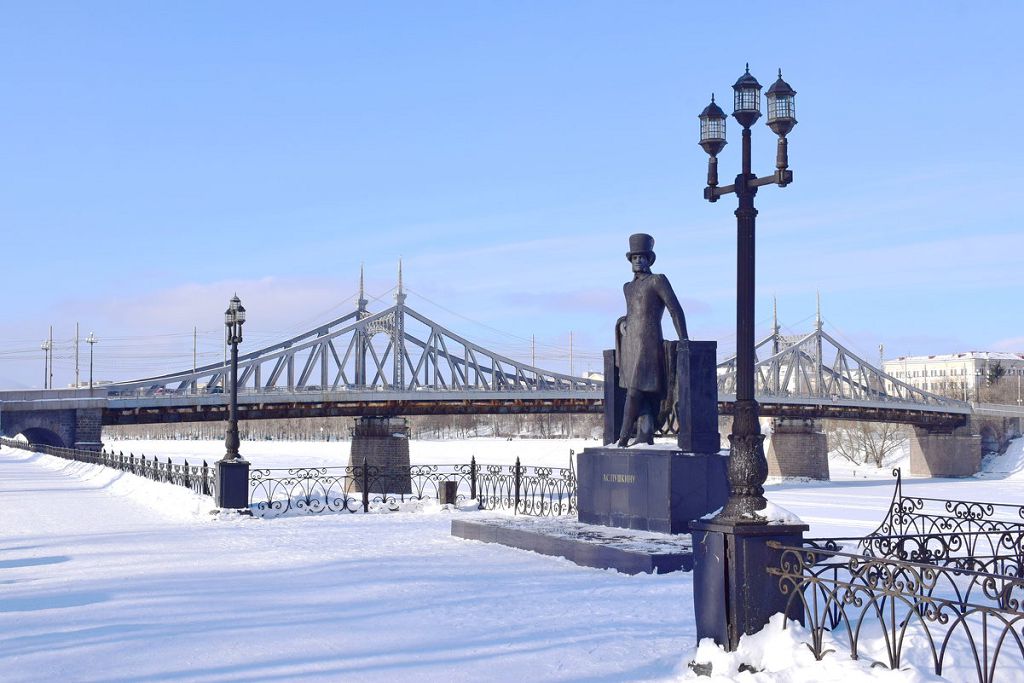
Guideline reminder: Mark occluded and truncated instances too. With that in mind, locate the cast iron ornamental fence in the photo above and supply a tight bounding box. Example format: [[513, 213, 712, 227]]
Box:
[[0, 435, 577, 518], [0, 436, 215, 496], [766, 469, 1024, 682], [249, 453, 577, 518], [870, 468, 1024, 539]]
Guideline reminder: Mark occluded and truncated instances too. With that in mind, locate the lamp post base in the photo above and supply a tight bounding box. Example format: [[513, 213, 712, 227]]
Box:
[[690, 518, 807, 651], [215, 458, 250, 511]]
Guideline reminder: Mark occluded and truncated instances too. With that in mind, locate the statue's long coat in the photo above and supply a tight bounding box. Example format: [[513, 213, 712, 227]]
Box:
[[616, 273, 686, 393]]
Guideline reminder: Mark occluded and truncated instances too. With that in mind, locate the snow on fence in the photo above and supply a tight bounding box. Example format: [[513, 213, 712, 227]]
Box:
[[249, 454, 577, 518], [767, 469, 1024, 682], [0, 437, 215, 497]]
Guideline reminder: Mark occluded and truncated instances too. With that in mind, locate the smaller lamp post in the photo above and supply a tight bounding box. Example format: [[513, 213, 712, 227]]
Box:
[[216, 294, 251, 512], [86, 332, 98, 394]]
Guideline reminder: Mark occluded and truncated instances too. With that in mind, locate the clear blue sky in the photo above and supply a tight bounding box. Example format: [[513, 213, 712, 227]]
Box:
[[1, 1, 1021, 388]]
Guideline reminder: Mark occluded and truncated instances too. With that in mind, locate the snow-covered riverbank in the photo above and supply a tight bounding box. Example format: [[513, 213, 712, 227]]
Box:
[[2, 438, 1022, 681]]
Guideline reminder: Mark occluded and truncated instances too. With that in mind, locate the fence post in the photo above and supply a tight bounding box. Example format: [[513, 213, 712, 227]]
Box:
[[167, 457, 173, 483], [470, 455, 477, 502], [184, 458, 190, 489], [514, 456, 522, 513], [202, 460, 210, 496], [361, 456, 370, 513]]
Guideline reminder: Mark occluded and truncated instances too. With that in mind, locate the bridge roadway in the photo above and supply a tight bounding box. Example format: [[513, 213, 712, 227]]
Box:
[[0, 387, 972, 430]]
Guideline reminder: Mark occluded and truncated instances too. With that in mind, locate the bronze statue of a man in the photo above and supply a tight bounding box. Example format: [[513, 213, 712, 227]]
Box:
[[615, 233, 688, 447]]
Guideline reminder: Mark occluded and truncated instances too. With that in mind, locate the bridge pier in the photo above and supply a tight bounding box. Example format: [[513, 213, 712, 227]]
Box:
[[349, 416, 412, 494], [909, 423, 981, 477], [0, 396, 104, 451], [765, 418, 829, 480]]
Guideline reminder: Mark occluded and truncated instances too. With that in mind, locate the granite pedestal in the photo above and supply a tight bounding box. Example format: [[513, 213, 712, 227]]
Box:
[[577, 447, 728, 534], [452, 338, 727, 574]]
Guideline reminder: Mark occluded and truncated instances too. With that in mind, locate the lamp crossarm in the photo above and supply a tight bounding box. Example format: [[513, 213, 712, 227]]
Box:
[[704, 169, 793, 201]]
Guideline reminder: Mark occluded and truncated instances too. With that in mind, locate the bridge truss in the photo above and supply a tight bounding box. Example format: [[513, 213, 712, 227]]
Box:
[[107, 279, 600, 400], [94, 280, 969, 429], [716, 316, 970, 426]]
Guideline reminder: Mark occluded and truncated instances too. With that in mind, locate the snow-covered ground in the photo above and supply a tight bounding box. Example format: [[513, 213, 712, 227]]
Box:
[[2, 437, 1022, 681]]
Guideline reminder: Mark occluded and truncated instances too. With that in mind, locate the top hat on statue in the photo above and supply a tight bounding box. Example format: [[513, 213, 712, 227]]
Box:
[[626, 233, 656, 264]]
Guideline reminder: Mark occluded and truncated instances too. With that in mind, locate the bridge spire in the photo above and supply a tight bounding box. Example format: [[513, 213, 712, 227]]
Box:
[[354, 264, 369, 386], [393, 258, 407, 389], [815, 291, 824, 394], [771, 296, 781, 392], [395, 257, 407, 307], [357, 262, 368, 317]]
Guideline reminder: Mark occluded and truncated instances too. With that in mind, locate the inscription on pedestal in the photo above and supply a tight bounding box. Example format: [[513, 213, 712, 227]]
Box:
[[578, 447, 728, 534]]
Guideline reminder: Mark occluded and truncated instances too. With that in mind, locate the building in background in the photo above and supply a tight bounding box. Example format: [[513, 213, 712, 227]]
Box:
[[883, 352, 1024, 402]]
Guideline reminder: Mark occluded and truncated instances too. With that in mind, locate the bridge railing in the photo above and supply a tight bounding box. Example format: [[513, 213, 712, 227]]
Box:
[[249, 454, 577, 518], [0, 437, 215, 498]]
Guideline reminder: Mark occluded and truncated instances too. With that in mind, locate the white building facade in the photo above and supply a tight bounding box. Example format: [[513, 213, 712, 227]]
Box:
[[883, 351, 1024, 401]]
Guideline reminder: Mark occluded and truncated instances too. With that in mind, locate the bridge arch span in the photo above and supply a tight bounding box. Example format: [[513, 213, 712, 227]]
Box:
[[15, 427, 65, 448]]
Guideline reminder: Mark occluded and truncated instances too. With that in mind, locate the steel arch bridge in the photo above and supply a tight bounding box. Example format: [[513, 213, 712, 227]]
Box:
[[716, 315, 971, 429], [101, 271, 602, 425], [0, 271, 973, 435]]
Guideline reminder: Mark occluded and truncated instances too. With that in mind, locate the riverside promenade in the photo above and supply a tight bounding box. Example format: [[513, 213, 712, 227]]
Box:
[[0, 446, 694, 683]]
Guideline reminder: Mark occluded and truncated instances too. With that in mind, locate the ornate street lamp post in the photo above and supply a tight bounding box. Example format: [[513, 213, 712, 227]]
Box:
[[223, 295, 245, 460], [216, 294, 250, 512], [699, 65, 796, 522], [690, 66, 807, 653]]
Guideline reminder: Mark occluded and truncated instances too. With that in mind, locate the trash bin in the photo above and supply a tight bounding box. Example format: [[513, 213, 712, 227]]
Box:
[[440, 480, 458, 506]]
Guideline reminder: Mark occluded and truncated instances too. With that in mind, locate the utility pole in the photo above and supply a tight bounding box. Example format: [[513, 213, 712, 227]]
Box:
[[86, 332, 98, 394], [568, 331, 575, 438], [569, 331, 574, 379], [532, 334, 536, 367], [48, 325, 53, 390], [878, 343, 885, 394], [40, 337, 50, 389], [75, 322, 80, 388], [193, 326, 197, 374]]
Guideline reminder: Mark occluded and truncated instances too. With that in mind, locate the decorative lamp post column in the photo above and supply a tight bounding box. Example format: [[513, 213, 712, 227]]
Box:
[[216, 294, 251, 512], [690, 65, 808, 654], [699, 65, 797, 522]]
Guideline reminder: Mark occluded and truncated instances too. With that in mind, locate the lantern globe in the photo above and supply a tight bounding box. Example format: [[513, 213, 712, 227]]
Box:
[[732, 64, 762, 128], [766, 69, 797, 137], [698, 94, 728, 157]]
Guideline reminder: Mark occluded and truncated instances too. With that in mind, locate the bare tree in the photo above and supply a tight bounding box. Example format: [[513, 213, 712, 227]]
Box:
[[826, 420, 908, 468]]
